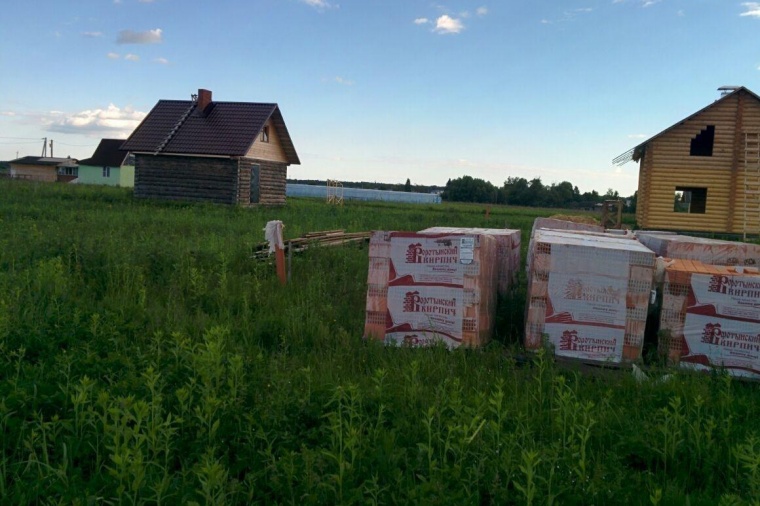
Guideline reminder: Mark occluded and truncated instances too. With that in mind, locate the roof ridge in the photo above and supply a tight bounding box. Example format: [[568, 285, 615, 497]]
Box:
[[154, 101, 197, 155]]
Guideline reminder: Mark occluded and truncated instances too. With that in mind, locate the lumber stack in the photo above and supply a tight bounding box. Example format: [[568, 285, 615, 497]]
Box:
[[252, 229, 370, 258], [418, 227, 521, 296], [659, 259, 760, 378], [525, 229, 656, 364], [364, 231, 498, 348], [636, 232, 760, 266]]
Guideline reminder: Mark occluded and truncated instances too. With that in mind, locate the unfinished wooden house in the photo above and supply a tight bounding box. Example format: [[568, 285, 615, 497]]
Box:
[[614, 86, 760, 236], [120, 89, 300, 205]]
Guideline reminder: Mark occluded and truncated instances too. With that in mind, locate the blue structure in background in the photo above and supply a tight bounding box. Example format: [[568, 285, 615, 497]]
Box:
[[286, 184, 442, 204]]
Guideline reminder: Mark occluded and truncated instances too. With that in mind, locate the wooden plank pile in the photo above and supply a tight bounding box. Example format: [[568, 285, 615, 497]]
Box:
[[524, 229, 656, 364], [251, 229, 370, 258], [364, 231, 499, 348], [659, 259, 760, 379]]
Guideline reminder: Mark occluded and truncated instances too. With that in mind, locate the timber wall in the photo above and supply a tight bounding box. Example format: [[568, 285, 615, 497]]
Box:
[[10, 165, 57, 182], [246, 118, 288, 163], [134, 155, 238, 204], [638, 91, 760, 233], [238, 158, 287, 206]]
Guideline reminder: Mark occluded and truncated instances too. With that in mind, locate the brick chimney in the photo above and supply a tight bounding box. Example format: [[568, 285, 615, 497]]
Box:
[[197, 88, 212, 114]]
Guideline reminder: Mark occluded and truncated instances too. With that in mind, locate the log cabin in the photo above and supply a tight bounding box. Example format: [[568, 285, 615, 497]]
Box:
[[120, 89, 300, 205], [614, 86, 760, 236]]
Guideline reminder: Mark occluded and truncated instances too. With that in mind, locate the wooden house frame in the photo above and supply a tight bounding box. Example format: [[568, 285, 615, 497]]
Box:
[[121, 89, 300, 205], [614, 87, 760, 236]]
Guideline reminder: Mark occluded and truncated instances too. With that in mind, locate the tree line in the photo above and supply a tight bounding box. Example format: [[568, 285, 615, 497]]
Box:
[[441, 175, 635, 211]]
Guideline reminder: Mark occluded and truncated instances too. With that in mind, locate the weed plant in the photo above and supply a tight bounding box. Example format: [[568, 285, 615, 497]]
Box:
[[0, 180, 758, 504]]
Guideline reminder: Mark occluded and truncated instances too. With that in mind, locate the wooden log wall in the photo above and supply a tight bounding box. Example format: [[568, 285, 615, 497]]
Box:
[[638, 91, 760, 233], [134, 155, 238, 204], [10, 165, 57, 182], [237, 158, 288, 206]]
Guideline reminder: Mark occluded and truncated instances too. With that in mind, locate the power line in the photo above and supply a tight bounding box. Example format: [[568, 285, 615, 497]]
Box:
[[54, 141, 97, 147], [0, 136, 45, 140]]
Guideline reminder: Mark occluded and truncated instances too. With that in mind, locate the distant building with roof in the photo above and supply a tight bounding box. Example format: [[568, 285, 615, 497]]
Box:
[[120, 88, 300, 205], [8, 156, 79, 182], [77, 139, 135, 187]]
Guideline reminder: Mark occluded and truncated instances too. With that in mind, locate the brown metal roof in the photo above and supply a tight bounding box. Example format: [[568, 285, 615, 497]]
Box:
[[612, 86, 760, 166], [78, 139, 129, 167], [120, 98, 300, 164]]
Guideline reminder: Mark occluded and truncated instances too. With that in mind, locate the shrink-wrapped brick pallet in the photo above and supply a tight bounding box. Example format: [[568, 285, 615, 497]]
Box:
[[660, 259, 760, 379], [364, 231, 498, 348], [525, 229, 655, 364], [636, 232, 760, 266], [418, 226, 521, 296], [531, 217, 604, 238]]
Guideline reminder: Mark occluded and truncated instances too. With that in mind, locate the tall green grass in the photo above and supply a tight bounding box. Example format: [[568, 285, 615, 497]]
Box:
[[0, 180, 758, 505]]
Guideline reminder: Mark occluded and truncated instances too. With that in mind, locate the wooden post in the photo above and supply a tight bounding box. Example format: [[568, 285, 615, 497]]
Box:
[[276, 244, 287, 285], [287, 240, 292, 283]]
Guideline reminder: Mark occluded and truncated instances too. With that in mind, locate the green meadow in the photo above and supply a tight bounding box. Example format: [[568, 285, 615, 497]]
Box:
[[0, 180, 758, 505]]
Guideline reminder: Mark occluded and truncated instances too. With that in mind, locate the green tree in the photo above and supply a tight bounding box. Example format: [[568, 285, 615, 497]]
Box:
[[404, 178, 411, 192]]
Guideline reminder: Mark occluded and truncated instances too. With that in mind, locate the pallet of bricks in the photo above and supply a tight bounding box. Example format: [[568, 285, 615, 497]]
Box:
[[525, 228, 655, 364], [417, 227, 521, 296], [636, 232, 760, 266], [660, 259, 760, 379], [364, 231, 499, 348]]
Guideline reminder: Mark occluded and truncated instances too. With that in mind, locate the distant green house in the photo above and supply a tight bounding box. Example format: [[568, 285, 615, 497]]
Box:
[[77, 139, 134, 187]]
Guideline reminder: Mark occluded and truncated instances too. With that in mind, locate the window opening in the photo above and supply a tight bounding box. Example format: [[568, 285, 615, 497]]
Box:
[[674, 187, 707, 214], [690, 125, 715, 156]]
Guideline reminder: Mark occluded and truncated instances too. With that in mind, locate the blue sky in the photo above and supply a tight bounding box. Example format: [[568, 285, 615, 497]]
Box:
[[2, 0, 759, 196]]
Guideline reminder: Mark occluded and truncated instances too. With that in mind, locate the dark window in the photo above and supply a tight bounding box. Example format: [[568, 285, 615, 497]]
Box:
[[674, 187, 707, 214], [102, 166, 111, 178], [690, 125, 715, 156], [261, 126, 269, 143], [250, 164, 260, 204], [57, 166, 78, 176]]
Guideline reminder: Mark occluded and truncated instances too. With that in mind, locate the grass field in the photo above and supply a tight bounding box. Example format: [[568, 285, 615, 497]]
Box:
[[1, 180, 759, 505]]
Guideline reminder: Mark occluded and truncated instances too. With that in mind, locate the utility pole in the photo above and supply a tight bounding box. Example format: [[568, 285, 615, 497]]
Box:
[[49, 139, 53, 158], [41, 137, 47, 157]]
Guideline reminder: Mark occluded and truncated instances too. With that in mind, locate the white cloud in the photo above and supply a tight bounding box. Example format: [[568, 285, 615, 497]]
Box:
[[741, 2, 760, 17], [302, 0, 334, 9], [82, 31, 103, 37], [334, 76, 354, 86], [414, 17, 430, 24], [1, 112, 16, 117], [125, 53, 140, 61], [153, 57, 169, 64], [116, 28, 162, 44], [42, 104, 147, 138], [113, 0, 122, 3], [107, 52, 120, 59], [476, 6, 488, 16], [434, 15, 463, 34], [627, 134, 648, 139], [642, 0, 661, 7]]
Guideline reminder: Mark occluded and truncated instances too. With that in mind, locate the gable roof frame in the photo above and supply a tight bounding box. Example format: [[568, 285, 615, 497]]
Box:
[[613, 86, 760, 166]]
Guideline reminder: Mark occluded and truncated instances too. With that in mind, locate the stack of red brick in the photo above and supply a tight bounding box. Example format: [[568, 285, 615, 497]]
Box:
[[660, 259, 760, 379], [524, 229, 655, 364], [364, 230, 502, 348]]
